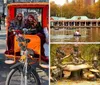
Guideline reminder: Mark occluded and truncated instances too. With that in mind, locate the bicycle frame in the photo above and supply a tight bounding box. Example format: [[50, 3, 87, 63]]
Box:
[[11, 29, 48, 84], [11, 30, 33, 85]]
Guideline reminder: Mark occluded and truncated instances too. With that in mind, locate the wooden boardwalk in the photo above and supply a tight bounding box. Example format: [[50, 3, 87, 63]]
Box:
[[51, 26, 100, 28], [51, 19, 100, 28]]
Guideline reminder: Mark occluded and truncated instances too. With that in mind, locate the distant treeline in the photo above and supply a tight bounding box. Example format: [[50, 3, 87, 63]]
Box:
[[50, 0, 100, 19]]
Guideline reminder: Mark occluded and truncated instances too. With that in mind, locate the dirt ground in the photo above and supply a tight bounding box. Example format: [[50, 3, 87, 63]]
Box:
[[51, 79, 100, 85]]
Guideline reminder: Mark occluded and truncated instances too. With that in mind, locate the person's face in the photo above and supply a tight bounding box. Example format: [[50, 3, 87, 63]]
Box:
[[28, 16, 33, 22], [17, 14, 22, 20]]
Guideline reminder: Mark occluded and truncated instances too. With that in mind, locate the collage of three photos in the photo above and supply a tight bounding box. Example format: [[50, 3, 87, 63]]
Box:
[[50, 0, 100, 85], [0, 0, 100, 85]]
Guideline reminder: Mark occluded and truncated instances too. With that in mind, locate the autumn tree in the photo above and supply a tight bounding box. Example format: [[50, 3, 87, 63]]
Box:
[[61, 3, 75, 18], [92, 0, 100, 18], [50, 1, 60, 16], [50, 0, 100, 18], [72, 0, 84, 16]]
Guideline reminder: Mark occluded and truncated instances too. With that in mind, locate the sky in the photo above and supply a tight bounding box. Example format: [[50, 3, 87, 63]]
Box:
[[50, 0, 98, 5], [50, 0, 70, 5]]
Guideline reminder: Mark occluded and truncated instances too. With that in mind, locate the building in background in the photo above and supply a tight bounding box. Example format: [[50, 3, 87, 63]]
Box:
[[72, 0, 95, 5], [72, 0, 77, 3], [7, 0, 49, 3], [66, 0, 69, 4], [0, 0, 49, 16], [0, 0, 3, 15], [84, 0, 95, 5]]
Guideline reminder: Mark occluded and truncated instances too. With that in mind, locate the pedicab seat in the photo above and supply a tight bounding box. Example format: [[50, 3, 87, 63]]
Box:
[[5, 34, 41, 64], [14, 34, 41, 56]]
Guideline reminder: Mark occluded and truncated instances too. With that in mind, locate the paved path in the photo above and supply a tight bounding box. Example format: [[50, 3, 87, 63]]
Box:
[[0, 25, 9, 85], [51, 79, 100, 85], [0, 25, 6, 55]]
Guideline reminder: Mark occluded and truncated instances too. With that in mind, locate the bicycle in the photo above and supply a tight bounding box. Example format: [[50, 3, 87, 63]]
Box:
[[5, 28, 48, 85]]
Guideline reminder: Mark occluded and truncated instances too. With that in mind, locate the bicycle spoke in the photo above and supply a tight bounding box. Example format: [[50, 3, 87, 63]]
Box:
[[9, 70, 22, 85], [8, 69, 38, 85]]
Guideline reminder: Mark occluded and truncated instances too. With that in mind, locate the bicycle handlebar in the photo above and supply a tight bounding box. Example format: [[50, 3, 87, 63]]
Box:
[[10, 27, 36, 35]]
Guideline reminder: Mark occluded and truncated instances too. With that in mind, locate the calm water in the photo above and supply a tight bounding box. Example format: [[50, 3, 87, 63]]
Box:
[[50, 27, 100, 42]]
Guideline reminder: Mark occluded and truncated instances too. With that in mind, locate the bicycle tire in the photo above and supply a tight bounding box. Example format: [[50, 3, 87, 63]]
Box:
[[6, 68, 41, 85]]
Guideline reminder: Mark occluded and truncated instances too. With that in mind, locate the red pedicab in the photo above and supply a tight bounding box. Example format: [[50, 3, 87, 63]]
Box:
[[4, 2, 49, 64]]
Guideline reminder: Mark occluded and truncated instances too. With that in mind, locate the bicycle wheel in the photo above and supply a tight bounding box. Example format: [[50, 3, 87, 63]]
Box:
[[6, 68, 40, 85]]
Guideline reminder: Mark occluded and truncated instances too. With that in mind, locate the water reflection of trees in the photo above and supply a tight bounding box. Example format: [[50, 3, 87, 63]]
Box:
[[50, 27, 100, 42]]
